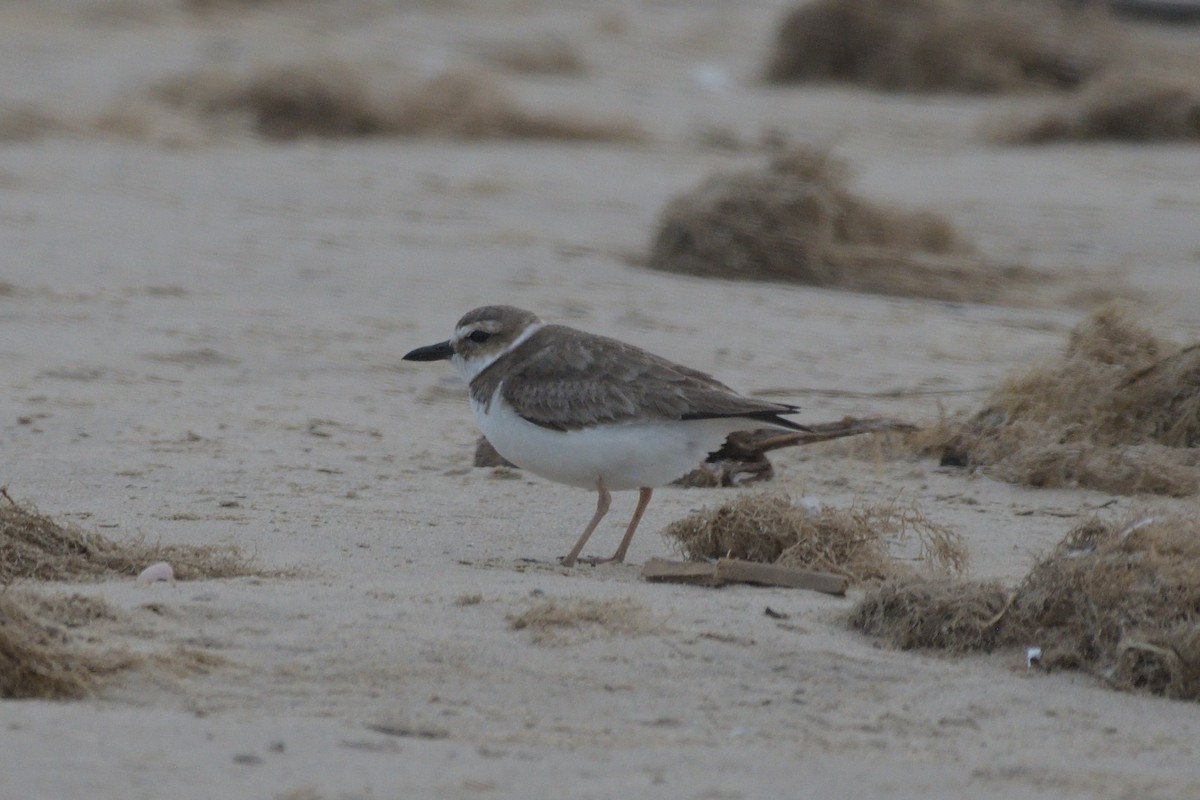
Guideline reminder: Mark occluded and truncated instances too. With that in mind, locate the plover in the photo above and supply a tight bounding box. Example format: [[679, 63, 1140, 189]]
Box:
[[403, 305, 808, 566]]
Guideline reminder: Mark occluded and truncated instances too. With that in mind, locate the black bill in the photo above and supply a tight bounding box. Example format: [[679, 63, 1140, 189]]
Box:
[[403, 340, 455, 361]]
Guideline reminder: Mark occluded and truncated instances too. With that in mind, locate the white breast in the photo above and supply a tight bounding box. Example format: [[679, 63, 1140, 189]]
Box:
[[471, 387, 750, 491]]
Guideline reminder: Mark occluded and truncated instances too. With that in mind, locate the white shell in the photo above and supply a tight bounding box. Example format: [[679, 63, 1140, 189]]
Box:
[[137, 561, 176, 585]]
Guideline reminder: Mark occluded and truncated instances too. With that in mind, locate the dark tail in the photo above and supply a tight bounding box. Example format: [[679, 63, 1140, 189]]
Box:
[[682, 406, 813, 433]]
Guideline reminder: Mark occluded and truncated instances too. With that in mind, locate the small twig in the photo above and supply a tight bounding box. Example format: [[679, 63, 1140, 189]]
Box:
[[981, 592, 1016, 629]]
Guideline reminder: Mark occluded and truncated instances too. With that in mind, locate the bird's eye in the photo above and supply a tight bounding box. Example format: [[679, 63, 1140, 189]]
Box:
[[467, 330, 491, 344]]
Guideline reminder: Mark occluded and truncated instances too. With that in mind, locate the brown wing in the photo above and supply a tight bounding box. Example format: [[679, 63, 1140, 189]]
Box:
[[472, 325, 804, 432]]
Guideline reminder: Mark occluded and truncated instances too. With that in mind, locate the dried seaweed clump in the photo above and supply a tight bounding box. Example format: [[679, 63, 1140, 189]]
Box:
[[0, 494, 261, 582], [507, 597, 658, 646], [764, 0, 1113, 93], [155, 64, 643, 143], [849, 575, 1010, 651], [645, 147, 1041, 303], [0, 592, 127, 699], [925, 305, 1200, 495], [852, 513, 1200, 700], [999, 74, 1200, 144], [663, 493, 967, 583]]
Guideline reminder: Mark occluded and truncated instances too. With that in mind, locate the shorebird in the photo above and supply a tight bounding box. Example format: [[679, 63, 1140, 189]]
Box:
[[403, 305, 807, 566]]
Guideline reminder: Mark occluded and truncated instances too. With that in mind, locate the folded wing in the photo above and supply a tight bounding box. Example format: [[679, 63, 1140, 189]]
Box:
[[473, 325, 807, 432]]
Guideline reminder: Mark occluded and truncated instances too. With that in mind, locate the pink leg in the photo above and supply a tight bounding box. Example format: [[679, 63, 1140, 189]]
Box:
[[607, 487, 653, 564], [561, 479, 610, 567]]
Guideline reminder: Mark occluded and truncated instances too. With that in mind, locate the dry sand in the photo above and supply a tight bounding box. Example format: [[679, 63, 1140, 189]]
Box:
[[2, 1, 1200, 798]]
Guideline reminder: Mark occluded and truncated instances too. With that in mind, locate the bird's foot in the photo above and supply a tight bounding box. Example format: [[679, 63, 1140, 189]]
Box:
[[573, 555, 626, 566]]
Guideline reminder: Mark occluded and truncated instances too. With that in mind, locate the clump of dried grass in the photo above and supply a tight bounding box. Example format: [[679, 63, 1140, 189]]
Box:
[[852, 512, 1200, 700], [645, 147, 1041, 303], [27, 592, 117, 628], [998, 74, 1200, 143], [922, 305, 1200, 495], [0, 493, 263, 582], [0, 592, 130, 699], [154, 64, 643, 143], [764, 0, 1114, 93], [507, 597, 658, 646], [664, 493, 967, 583], [850, 576, 1010, 651]]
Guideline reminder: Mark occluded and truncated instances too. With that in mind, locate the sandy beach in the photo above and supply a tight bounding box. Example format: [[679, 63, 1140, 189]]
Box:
[[3, 1, 1200, 798]]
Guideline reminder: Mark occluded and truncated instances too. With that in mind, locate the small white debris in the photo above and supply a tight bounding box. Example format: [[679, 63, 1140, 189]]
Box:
[[691, 65, 732, 92], [137, 561, 175, 585], [1026, 647, 1043, 669], [795, 497, 824, 515]]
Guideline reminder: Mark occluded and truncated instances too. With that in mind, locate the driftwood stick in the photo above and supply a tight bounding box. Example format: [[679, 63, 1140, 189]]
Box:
[[641, 557, 848, 596], [714, 558, 848, 595], [639, 558, 723, 587]]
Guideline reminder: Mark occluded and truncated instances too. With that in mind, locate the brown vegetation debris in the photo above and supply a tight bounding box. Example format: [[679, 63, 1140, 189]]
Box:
[[645, 147, 1040, 303], [672, 429, 782, 488], [764, 0, 1115, 93], [0, 492, 263, 582], [0, 105, 69, 143], [507, 597, 658, 645], [663, 493, 967, 584], [1108, 0, 1200, 22], [478, 37, 588, 76], [852, 512, 1200, 700], [0, 592, 130, 699], [28, 592, 117, 629], [849, 575, 1011, 651], [922, 305, 1200, 495], [675, 418, 920, 488], [155, 64, 644, 142], [997, 74, 1200, 144]]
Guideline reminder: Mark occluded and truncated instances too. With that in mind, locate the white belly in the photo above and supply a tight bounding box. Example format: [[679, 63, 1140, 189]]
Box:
[[472, 391, 752, 491]]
